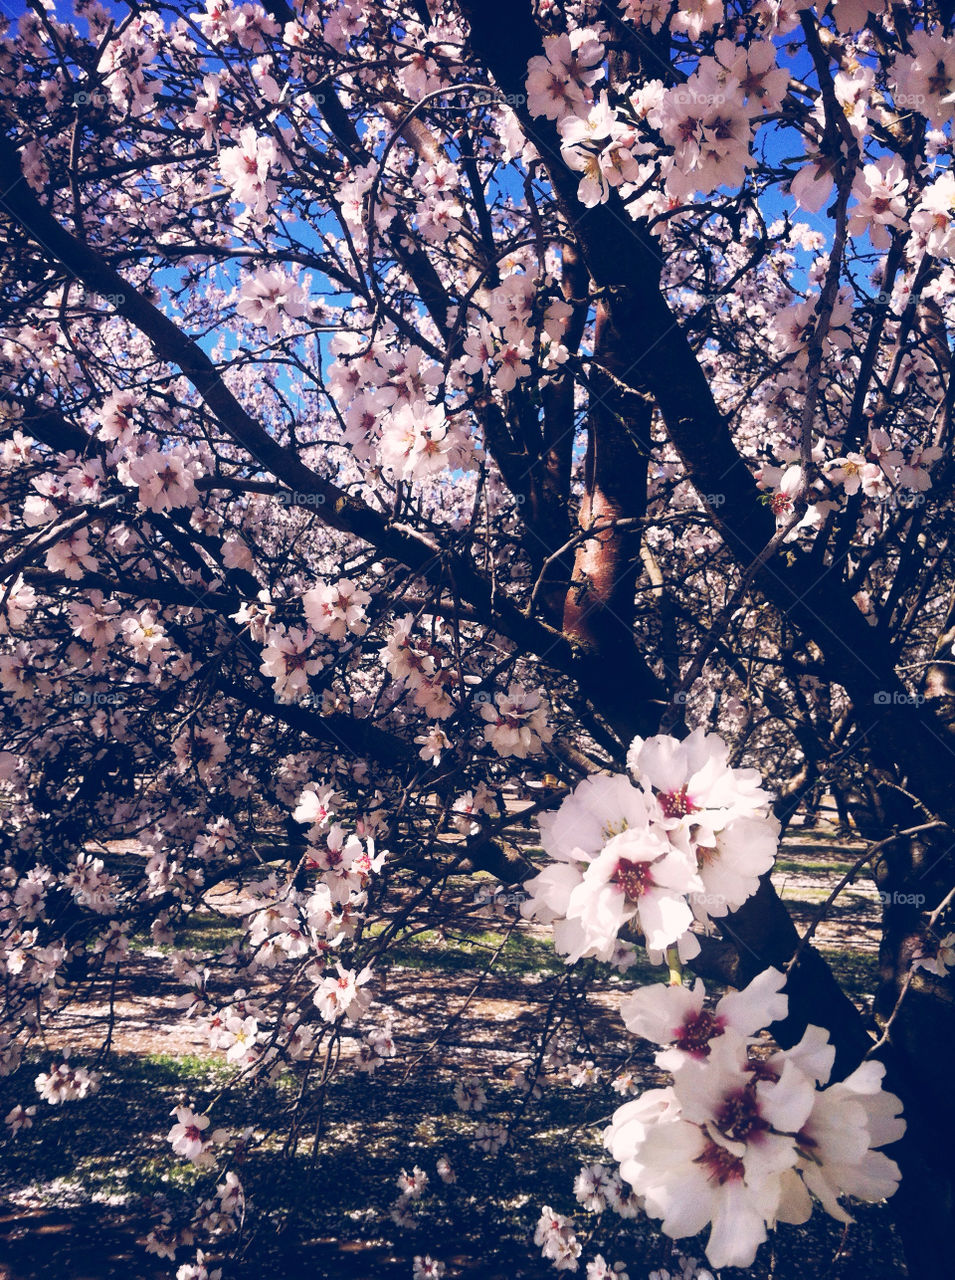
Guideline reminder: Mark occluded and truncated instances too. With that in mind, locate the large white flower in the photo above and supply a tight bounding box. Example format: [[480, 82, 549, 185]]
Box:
[[527, 731, 778, 965], [690, 813, 779, 922], [629, 729, 772, 838], [620, 968, 788, 1071], [539, 773, 653, 862], [524, 776, 655, 952], [674, 1034, 817, 1144], [608, 1103, 798, 1270], [608, 1037, 814, 1268], [795, 1059, 904, 1221], [564, 826, 701, 958], [607, 963, 905, 1271], [629, 730, 778, 920]]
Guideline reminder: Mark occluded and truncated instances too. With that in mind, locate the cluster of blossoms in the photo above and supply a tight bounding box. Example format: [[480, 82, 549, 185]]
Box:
[[535, 1193, 633, 1278], [458, 272, 573, 392], [390, 1163, 430, 1230], [573, 1161, 641, 1220], [534, 1204, 582, 1272], [527, 26, 789, 211], [302, 578, 371, 642], [326, 330, 473, 486], [139, 776, 390, 1099], [380, 614, 459, 722], [258, 625, 322, 703], [175, 787, 388, 1063], [519, 732, 905, 1268], [755, 427, 943, 540], [34, 1060, 100, 1104], [481, 683, 554, 759], [145, 1170, 244, 1265], [604, 970, 904, 1269], [522, 730, 778, 965], [168, 1105, 227, 1169]]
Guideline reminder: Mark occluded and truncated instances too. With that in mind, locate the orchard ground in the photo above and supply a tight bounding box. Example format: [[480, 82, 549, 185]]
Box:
[[0, 805, 906, 1280]]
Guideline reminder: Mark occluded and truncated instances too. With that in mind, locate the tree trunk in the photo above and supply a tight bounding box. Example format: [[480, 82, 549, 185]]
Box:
[[848, 778, 955, 1275]]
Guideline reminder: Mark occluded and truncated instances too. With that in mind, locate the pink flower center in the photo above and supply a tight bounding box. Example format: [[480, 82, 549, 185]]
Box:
[[697, 1139, 745, 1185], [658, 786, 697, 819], [716, 1087, 766, 1142], [748, 1058, 781, 1082], [675, 1010, 722, 1056], [613, 858, 652, 901]]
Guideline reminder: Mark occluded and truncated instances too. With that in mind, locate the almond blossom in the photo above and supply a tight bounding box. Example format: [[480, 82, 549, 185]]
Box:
[[525, 30, 605, 122], [219, 125, 278, 216], [302, 578, 371, 641], [619, 968, 789, 1071], [312, 963, 373, 1024], [606, 980, 904, 1269], [259, 625, 322, 702], [168, 1105, 212, 1162], [564, 826, 700, 959], [236, 268, 307, 339], [848, 158, 909, 250], [534, 1204, 582, 1271], [481, 683, 553, 758], [35, 1060, 100, 1104]]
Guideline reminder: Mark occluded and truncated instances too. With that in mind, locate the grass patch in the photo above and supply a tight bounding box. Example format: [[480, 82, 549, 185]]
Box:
[[821, 948, 880, 1003], [775, 858, 869, 876], [380, 925, 568, 977]]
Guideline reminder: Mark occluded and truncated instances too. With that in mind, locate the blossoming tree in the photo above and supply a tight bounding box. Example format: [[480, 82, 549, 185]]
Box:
[[1, 0, 955, 1273]]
